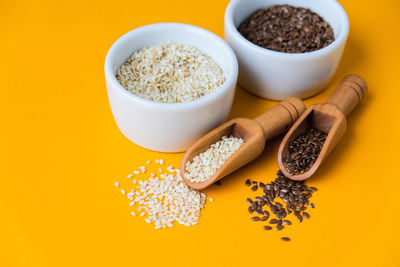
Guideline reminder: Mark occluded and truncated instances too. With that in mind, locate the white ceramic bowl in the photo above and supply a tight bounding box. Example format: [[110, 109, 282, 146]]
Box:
[[105, 23, 238, 153], [225, 0, 349, 100]]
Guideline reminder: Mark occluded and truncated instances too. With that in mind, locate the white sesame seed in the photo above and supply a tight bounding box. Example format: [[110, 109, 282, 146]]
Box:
[[115, 160, 208, 229], [139, 166, 146, 173], [133, 170, 140, 175], [155, 159, 159, 164], [120, 189, 126, 194], [158, 168, 163, 173], [114, 181, 120, 187], [116, 42, 224, 104], [185, 135, 244, 183], [209, 197, 214, 202], [159, 159, 164, 165], [131, 211, 136, 216], [127, 174, 133, 178], [133, 179, 137, 184], [146, 160, 151, 164]]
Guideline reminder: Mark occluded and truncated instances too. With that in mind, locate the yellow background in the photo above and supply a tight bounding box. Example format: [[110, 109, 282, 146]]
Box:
[[1, 0, 399, 266]]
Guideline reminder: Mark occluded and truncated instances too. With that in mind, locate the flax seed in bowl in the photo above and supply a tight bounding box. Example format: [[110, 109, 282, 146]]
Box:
[[105, 23, 238, 152], [225, 0, 349, 100]]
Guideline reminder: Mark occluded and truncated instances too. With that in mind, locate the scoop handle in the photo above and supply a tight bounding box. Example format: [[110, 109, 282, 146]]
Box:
[[326, 74, 367, 117], [255, 97, 306, 140]]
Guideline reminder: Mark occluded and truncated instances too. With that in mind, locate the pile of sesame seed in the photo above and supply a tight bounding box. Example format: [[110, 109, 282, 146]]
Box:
[[116, 42, 225, 103], [185, 135, 244, 183], [114, 159, 210, 229]]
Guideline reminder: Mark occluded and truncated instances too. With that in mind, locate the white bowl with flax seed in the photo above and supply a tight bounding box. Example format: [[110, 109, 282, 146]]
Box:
[[105, 23, 238, 153], [225, 0, 349, 100]]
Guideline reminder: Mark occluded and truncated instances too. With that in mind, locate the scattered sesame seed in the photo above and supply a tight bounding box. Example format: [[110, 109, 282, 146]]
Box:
[[114, 181, 120, 187], [159, 159, 164, 165], [158, 168, 163, 173], [133, 170, 140, 174], [127, 174, 133, 178], [115, 160, 209, 229], [146, 160, 151, 164], [130, 211, 136, 216], [120, 189, 126, 195], [209, 197, 214, 202]]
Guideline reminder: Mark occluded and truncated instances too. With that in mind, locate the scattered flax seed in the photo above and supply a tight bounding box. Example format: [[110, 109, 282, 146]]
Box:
[[114, 181, 120, 187], [246, 170, 318, 241], [185, 135, 244, 183]]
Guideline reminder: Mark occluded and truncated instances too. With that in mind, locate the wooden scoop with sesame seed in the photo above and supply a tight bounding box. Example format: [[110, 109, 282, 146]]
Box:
[[277, 75, 367, 181], [180, 97, 306, 190]]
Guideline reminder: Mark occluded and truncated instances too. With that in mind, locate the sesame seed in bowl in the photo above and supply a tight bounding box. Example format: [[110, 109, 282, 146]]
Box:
[[116, 42, 225, 104], [105, 23, 238, 152]]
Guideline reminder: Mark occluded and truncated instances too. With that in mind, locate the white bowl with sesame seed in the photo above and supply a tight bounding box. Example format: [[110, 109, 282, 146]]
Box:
[[105, 23, 238, 152]]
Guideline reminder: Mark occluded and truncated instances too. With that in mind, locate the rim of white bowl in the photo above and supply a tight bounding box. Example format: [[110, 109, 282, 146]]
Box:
[[104, 23, 238, 111], [225, 0, 349, 59]]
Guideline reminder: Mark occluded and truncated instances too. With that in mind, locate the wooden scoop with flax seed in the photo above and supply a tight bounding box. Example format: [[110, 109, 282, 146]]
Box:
[[180, 97, 306, 190], [277, 75, 367, 181]]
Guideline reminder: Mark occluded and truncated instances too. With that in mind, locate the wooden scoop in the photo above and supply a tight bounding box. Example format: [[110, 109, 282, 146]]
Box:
[[278, 75, 367, 181], [180, 97, 306, 190]]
